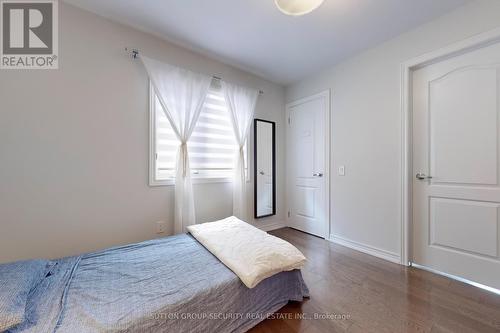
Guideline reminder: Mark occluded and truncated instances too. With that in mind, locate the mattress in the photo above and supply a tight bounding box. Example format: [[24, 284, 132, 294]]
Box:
[[8, 234, 309, 333]]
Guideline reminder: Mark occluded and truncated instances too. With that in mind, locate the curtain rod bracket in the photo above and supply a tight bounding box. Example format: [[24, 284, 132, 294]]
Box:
[[125, 47, 139, 59]]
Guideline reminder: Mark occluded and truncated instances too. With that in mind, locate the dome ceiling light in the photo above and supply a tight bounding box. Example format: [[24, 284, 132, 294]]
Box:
[[274, 0, 325, 16]]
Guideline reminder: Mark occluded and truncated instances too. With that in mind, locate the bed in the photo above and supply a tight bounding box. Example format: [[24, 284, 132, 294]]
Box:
[[1, 222, 309, 333]]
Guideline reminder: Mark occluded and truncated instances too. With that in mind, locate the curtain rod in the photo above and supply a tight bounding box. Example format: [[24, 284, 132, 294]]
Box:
[[125, 47, 264, 95]]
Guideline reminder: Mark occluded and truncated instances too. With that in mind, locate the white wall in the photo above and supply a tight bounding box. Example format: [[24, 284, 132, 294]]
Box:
[[0, 3, 286, 263], [286, 0, 500, 259]]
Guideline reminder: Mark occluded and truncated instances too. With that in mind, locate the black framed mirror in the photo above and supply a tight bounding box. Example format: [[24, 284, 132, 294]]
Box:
[[254, 119, 276, 218]]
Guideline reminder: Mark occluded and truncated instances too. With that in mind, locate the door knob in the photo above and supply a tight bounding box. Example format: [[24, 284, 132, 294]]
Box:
[[416, 173, 432, 180], [313, 173, 323, 177], [259, 171, 265, 175]]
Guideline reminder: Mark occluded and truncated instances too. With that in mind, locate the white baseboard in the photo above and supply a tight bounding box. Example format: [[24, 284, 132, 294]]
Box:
[[257, 221, 286, 232], [329, 234, 401, 264]]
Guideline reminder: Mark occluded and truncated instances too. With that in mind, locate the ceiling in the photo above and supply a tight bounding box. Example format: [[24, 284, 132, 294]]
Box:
[[64, 0, 470, 85]]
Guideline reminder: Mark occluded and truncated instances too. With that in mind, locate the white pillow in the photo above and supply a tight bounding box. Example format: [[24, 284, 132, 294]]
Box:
[[188, 217, 306, 288]]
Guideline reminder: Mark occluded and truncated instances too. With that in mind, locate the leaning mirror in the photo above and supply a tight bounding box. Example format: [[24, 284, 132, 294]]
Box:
[[254, 119, 276, 218]]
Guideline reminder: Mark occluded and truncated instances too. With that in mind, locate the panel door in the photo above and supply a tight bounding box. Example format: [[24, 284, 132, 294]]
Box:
[[286, 93, 328, 237], [412, 41, 500, 289]]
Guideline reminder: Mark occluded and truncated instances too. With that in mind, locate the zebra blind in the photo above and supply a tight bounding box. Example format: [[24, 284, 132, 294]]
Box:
[[153, 81, 239, 181]]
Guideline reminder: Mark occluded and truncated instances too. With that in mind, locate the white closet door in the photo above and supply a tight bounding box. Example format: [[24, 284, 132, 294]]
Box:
[[286, 92, 329, 238]]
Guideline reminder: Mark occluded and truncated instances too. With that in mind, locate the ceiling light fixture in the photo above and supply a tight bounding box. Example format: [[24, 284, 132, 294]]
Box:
[[275, 0, 325, 16]]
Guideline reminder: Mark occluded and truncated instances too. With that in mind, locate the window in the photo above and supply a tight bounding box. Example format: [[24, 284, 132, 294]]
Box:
[[150, 80, 247, 185]]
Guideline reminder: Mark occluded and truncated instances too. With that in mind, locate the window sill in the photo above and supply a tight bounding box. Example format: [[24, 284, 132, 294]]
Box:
[[149, 177, 234, 187]]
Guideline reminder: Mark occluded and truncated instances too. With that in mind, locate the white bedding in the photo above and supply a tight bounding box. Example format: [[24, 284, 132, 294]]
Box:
[[187, 216, 306, 288]]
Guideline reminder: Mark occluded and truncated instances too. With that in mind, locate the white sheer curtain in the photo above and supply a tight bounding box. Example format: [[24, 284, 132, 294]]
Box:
[[141, 56, 212, 233], [222, 82, 259, 220]]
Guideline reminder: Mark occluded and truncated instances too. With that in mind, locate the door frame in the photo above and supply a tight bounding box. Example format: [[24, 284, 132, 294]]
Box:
[[285, 90, 331, 239], [400, 27, 500, 266]]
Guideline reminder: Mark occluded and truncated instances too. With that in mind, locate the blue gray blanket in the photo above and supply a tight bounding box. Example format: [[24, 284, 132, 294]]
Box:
[[8, 234, 309, 332]]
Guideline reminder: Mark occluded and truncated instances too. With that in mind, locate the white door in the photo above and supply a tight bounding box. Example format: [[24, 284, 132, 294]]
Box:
[[412, 41, 500, 290], [286, 91, 329, 238]]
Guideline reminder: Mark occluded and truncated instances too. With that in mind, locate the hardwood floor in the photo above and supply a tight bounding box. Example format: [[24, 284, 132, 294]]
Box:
[[249, 228, 500, 333]]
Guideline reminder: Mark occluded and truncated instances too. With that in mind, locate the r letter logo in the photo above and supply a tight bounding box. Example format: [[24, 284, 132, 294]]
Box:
[[1, 0, 58, 69]]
